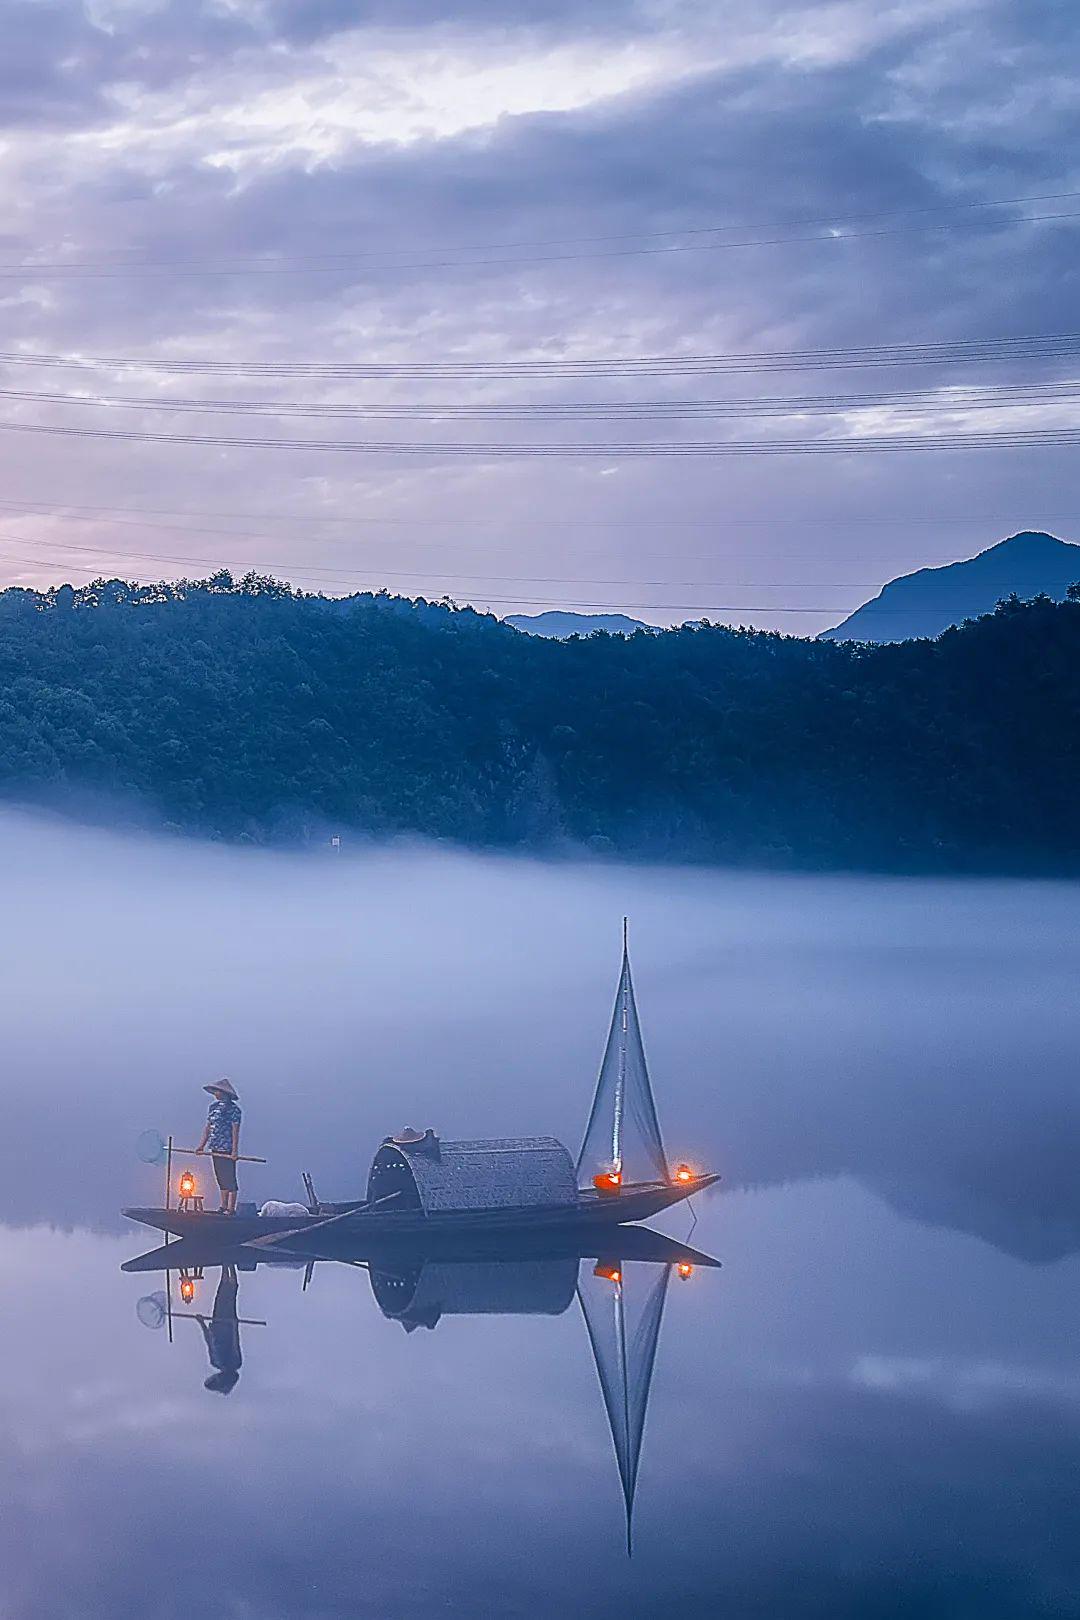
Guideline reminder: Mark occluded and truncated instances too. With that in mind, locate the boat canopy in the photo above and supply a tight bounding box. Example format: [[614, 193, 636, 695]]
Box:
[[367, 1133, 578, 1214], [370, 1257, 578, 1329]]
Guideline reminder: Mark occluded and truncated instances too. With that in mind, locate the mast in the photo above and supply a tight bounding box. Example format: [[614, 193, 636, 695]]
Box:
[[578, 918, 670, 1186], [613, 917, 628, 1170]]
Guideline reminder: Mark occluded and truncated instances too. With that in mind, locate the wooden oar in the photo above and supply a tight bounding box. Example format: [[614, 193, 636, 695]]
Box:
[[245, 1191, 403, 1251]]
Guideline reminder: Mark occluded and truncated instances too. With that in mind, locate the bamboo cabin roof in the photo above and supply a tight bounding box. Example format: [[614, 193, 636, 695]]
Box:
[[368, 1134, 578, 1213], [370, 1258, 579, 1329]]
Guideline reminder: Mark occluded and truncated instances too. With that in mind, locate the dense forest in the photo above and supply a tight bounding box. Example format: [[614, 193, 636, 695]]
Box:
[[0, 569, 1078, 872]]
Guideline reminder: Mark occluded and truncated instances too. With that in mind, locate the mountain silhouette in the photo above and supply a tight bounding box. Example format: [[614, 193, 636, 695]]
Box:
[[821, 530, 1080, 643], [505, 610, 650, 638]]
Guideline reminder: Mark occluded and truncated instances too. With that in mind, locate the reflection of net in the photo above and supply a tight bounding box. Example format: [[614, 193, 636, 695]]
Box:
[[577, 948, 669, 1185], [136, 1291, 168, 1330], [136, 1129, 166, 1165], [578, 1262, 671, 1552]]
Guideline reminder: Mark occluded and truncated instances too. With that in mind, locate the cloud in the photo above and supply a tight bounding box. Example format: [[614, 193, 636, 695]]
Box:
[[0, 0, 1077, 626]]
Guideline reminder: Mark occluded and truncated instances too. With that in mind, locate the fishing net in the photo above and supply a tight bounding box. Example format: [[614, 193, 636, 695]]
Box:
[[577, 1260, 672, 1551], [577, 941, 669, 1186], [136, 1129, 167, 1166], [136, 1291, 168, 1330]]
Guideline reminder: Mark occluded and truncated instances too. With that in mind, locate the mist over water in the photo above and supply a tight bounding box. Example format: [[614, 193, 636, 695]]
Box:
[[3, 809, 1080, 1617]]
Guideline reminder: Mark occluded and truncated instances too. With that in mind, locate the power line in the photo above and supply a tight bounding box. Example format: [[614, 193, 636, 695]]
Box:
[[0, 493, 1074, 535], [2, 207, 1078, 281], [3, 379, 1080, 422], [2, 417, 1080, 456], [10, 187, 1079, 271], [1, 531, 1074, 611], [3, 332, 1080, 380]]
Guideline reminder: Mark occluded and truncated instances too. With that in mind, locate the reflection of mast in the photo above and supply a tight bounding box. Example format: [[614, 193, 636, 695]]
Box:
[[578, 1259, 673, 1555]]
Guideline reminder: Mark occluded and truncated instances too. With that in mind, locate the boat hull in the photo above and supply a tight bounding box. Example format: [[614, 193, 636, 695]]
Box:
[[121, 1222, 722, 1274], [122, 1175, 718, 1245]]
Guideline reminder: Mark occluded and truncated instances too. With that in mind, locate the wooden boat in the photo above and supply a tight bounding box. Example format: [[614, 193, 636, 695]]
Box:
[[120, 1223, 723, 1275], [124, 924, 718, 1245]]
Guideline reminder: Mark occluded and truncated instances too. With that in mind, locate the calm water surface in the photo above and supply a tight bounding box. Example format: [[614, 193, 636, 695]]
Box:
[[2, 810, 1079, 1619]]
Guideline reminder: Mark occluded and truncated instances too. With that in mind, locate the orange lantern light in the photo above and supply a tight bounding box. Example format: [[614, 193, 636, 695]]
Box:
[[179, 1276, 196, 1303], [593, 1169, 623, 1196], [677, 1263, 694, 1281], [594, 1263, 622, 1284], [178, 1171, 197, 1199], [674, 1163, 693, 1184]]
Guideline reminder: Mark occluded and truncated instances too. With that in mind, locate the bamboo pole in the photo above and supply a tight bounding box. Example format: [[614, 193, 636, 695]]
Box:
[[172, 1147, 268, 1164]]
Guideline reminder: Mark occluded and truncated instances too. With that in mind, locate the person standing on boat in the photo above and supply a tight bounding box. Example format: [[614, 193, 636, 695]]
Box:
[[194, 1078, 242, 1215]]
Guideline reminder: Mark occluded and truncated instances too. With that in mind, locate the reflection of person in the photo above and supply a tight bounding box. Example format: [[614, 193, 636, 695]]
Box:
[[194, 1078, 242, 1214], [196, 1265, 242, 1395]]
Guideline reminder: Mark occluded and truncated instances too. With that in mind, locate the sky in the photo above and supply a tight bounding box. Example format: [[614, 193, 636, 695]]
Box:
[[0, 0, 1077, 630]]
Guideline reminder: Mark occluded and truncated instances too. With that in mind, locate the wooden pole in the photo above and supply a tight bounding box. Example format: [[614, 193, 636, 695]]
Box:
[[171, 1147, 268, 1164], [170, 1312, 267, 1326]]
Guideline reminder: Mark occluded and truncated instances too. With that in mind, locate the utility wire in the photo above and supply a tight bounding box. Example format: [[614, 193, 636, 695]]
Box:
[[3, 333, 1080, 380], [2, 417, 1080, 456], [0, 494, 1074, 535], [9, 186, 1080, 270], [2, 379, 1080, 422], [2, 207, 1078, 279], [1, 532, 1075, 612], [0, 528, 1067, 594]]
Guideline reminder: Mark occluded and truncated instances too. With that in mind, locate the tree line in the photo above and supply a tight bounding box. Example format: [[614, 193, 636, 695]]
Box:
[[0, 570, 1078, 872]]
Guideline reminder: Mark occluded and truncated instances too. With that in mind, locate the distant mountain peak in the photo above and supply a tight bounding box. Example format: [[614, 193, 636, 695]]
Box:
[[505, 610, 650, 639], [821, 530, 1080, 644]]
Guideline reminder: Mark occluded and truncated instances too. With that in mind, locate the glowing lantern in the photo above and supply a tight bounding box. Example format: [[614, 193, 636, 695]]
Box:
[[593, 1169, 623, 1196], [178, 1171, 197, 1199], [674, 1163, 693, 1184], [677, 1263, 694, 1281], [179, 1276, 196, 1304], [594, 1263, 622, 1284]]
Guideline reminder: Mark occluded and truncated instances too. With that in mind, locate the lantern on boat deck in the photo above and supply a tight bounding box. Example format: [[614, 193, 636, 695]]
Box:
[[593, 1168, 623, 1196], [674, 1163, 693, 1185], [178, 1171, 197, 1200]]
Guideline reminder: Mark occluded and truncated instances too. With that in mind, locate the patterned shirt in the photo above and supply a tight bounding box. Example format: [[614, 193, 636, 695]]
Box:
[[206, 1098, 242, 1154]]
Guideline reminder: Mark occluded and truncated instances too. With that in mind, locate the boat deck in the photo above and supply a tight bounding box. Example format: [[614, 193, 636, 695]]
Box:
[[123, 1175, 719, 1244]]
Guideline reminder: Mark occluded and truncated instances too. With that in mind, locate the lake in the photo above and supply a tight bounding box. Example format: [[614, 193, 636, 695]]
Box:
[[2, 809, 1079, 1618]]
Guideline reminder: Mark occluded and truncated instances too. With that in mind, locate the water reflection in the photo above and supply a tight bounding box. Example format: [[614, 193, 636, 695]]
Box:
[[127, 1227, 720, 1549], [5, 815, 1080, 1613]]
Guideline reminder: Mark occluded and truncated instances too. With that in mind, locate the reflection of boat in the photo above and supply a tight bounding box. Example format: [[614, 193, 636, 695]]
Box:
[[124, 926, 718, 1244], [120, 1224, 722, 1276], [123, 1224, 719, 1550]]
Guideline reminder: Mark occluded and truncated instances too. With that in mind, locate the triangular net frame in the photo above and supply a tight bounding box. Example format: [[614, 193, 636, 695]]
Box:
[[577, 927, 670, 1187], [577, 1260, 672, 1554]]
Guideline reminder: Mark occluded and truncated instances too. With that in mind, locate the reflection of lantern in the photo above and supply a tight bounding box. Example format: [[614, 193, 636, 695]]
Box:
[[593, 1170, 622, 1196], [179, 1276, 196, 1304], [179, 1171, 196, 1199], [674, 1164, 693, 1184], [594, 1262, 622, 1285], [677, 1263, 694, 1281]]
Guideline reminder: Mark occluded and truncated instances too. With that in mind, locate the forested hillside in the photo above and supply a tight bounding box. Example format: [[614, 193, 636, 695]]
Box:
[[1, 571, 1078, 872]]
